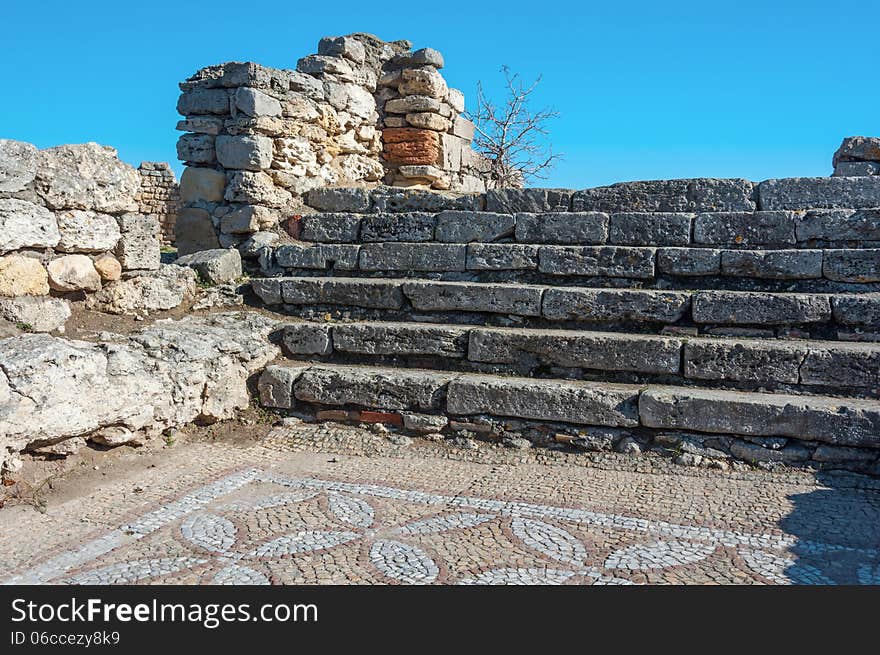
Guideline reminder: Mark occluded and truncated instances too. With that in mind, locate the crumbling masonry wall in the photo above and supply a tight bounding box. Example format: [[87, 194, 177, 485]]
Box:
[[138, 162, 180, 246], [174, 33, 486, 256]]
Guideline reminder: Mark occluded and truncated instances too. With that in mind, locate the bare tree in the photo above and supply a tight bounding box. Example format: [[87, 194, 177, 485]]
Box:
[[468, 66, 562, 189]]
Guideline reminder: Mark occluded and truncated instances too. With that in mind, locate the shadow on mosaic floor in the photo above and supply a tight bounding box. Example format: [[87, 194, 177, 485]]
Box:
[[779, 472, 880, 585]]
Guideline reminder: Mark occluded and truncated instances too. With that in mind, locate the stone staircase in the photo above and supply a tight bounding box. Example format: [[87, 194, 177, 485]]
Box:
[[251, 180, 880, 473]]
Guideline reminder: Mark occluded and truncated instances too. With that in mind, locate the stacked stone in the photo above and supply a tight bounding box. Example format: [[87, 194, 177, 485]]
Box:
[[377, 48, 485, 192], [833, 137, 880, 177], [0, 139, 160, 331], [174, 33, 488, 259], [137, 162, 180, 245]]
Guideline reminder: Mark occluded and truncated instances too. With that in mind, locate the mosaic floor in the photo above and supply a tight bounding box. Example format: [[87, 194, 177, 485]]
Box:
[[2, 424, 880, 585]]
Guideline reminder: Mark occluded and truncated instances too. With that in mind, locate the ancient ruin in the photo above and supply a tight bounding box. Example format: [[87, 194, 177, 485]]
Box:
[[1, 34, 880, 487]]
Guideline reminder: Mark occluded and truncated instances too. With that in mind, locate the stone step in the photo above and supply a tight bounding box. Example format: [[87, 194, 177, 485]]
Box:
[[277, 320, 880, 394], [251, 276, 880, 333], [289, 207, 880, 249], [263, 241, 880, 287], [258, 362, 880, 449]]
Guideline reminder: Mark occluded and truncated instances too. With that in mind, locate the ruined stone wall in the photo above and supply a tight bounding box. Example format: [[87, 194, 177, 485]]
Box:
[[833, 136, 880, 177], [0, 139, 161, 331], [174, 33, 485, 256], [138, 162, 180, 245]]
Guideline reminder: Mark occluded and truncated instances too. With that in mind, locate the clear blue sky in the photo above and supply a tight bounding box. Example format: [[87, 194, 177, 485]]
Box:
[[2, 0, 877, 187]]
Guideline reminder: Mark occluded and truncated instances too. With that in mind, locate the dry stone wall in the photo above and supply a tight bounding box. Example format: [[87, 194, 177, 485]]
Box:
[[138, 162, 180, 245], [174, 33, 485, 257], [0, 139, 163, 332], [833, 136, 880, 177]]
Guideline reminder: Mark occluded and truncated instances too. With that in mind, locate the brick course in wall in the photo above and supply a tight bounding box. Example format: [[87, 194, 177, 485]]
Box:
[[138, 162, 180, 246]]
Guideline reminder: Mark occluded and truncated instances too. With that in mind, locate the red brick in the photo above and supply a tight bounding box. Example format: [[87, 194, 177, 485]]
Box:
[[357, 411, 404, 427]]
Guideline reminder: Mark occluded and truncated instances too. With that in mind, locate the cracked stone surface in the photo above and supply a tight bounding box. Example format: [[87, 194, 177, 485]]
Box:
[[2, 422, 878, 585]]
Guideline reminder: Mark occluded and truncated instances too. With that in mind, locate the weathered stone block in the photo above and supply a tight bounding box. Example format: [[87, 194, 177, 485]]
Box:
[[758, 177, 880, 210], [301, 213, 362, 242], [572, 179, 756, 213], [281, 277, 404, 309], [435, 211, 515, 243], [542, 288, 691, 323], [514, 212, 608, 244], [333, 322, 468, 358], [179, 167, 225, 203], [469, 327, 682, 374], [657, 247, 721, 276], [0, 296, 70, 332], [403, 280, 543, 316], [224, 171, 291, 208], [466, 243, 539, 270], [832, 294, 880, 326], [258, 365, 308, 408], [0, 255, 49, 297], [609, 212, 692, 246], [282, 323, 332, 355], [251, 278, 282, 305], [486, 189, 572, 213], [684, 339, 805, 385], [0, 139, 38, 192], [294, 365, 454, 411], [538, 246, 656, 278], [359, 243, 466, 271], [175, 207, 220, 256], [399, 68, 447, 99], [306, 187, 371, 213], [370, 187, 482, 213], [832, 136, 880, 166], [721, 249, 823, 279], [47, 254, 101, 292], [693, 211, 797, 246], [215, 135, 273, 171], [177, 89, 230, 115], [275, 244, 359, 270], [115, 214, 160, 271], [834, 162, 880, 176], [221, 205, 277, 234], [823, 249, 880, 283], [360, 213, 435, 242], [175, 248, 242, 285], [796, 209, 880, 242], [639, 387, 880, 447], [447, 375, 641, 427], [234, 87, 282, 117], [800, 343, 880, 388], [55, 210, 121, 253], [0, 198, 61, 252], [692, 291, 831, 325], [176, 134, 215, 164]]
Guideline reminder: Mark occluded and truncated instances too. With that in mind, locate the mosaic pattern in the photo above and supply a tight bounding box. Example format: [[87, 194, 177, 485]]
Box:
[[3, 468, 878, 586]]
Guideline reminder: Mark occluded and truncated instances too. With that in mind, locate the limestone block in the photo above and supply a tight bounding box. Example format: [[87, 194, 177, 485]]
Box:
[[514, 212, 608, 244], [234, 87, 282, 117], [175, 117, 224, 135], [360, 212, 435, 242], [720, 249, 823, 279], [359, 243, 466, 271], [221, 205, 277, 234], [306, 187, 371, 212], [85, 265, 197, 315], [823, 249, 880, 283], [281, 323, 332, 355], [280, 277, 405, 309], [395, 48, 445, 69], [452, 116, 475, 140], [0, 296, 70, 332], [542, 288, 691, 323], [0, 198, 60, 252], [832, 294, 880, 326], [275, 244, 360, 270], [93, 254, 122, 281], [115, 214, 160, 271], [402, 280, 543, 316], [572, 179, 756, 213], [435, 211, 515, 243], [259, 365, 308, 408], [176, 134, 216, 164], [224, 171, 292, 208], [333, 322, 468, 358], [487, 189, 572, 213], [179, 166, 226, 203], [175, 207, 220, 256], [0, 255, 49, 296], [609, 212, 692, 246], [446, 88, 465, 113], [691, 291, 831, 325], [639, 387, 880, 447], [47, 254, 101, 292], [399, 68, 447, 99], [758, 177, 880, 210], [55, 210, 121, 252], [177, 89, 230, 115], [538, 246, 656, 278], [657, 247, 721, 276], [215, 135, 273, 171], [799, 343, 880, 388], [834, 162, 880, 176], [301, 213, 362, 243], [176, 248, 242, 284], [796, 209, 880, 242], [693, 211, 797, 246], [466, 243, 539, 270], [385, 96, 441, 114], [0, 139, 38, 192], [294, 365, 454, 411], [318, 36, 366, 63], [683, 339, 806, 385], [832, 136, 880, 166], [405, 113, 451, 131], [447, 375, 640, 427]]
